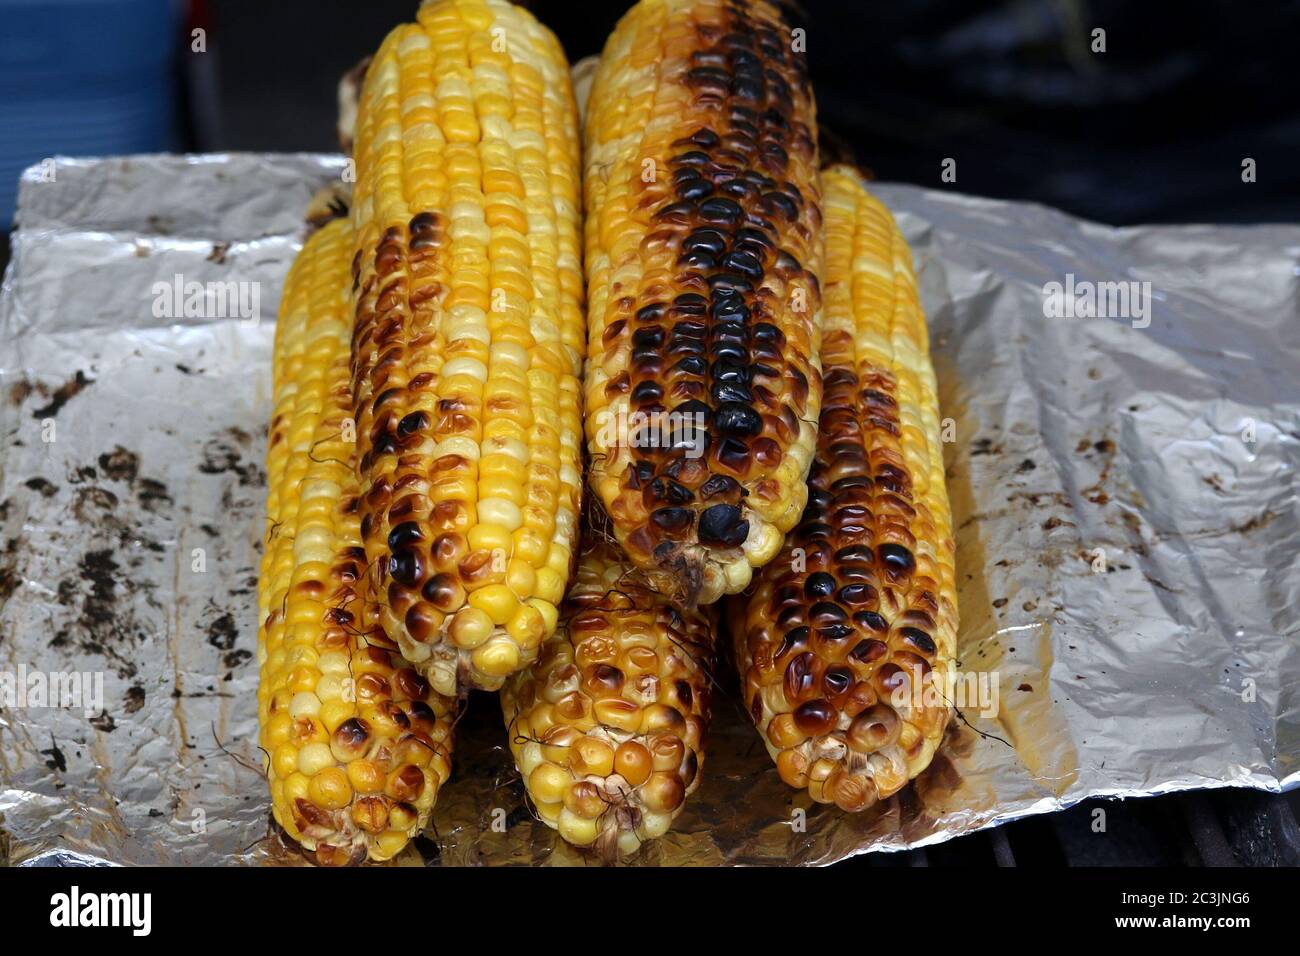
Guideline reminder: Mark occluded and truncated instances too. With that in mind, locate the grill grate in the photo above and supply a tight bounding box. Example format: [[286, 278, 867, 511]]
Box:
[[847, 790, 1300, 867]]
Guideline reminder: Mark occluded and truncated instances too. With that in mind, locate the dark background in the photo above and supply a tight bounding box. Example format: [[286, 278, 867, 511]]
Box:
[[4, 0, 1299, 254], [209, 0, 1300, 225]]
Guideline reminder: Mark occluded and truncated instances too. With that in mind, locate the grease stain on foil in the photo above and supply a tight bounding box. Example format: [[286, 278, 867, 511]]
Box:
[[0, 155, 1296, 867]]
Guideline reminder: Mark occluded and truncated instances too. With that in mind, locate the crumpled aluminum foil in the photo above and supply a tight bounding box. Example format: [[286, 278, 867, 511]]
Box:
[[0, 154, 1296, 867]]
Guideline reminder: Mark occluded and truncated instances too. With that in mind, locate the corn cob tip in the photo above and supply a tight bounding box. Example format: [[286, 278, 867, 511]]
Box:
[[502, 540, 714, 857], [507, 710, 688, 863], [639, 541, 707, 610], [303, 832, 369, 868], [304, 184, 350, 232], [335, 55, 370, 154]]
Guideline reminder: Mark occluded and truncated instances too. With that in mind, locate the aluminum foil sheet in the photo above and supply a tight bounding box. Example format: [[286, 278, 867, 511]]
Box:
[[0, 154, 1296, 867]]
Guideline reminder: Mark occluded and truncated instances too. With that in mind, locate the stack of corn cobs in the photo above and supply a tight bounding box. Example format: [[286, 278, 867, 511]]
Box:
[[258, 0, 957, 865]]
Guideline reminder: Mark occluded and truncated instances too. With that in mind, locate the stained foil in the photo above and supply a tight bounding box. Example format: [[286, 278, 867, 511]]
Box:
[[0, 154, 1296, 867]]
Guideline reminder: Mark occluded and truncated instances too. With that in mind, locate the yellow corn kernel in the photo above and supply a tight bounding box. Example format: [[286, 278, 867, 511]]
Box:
[[319, 699, 356, 735], [308, 768, 353, 811], [468, 523, 512, 556], [500, 540, 714, 857], [349, 0, 583, 696], [472, 635, 521, 678], [372, 830, 409, 861], [581, 0, 824, 606], [527, 597, 560, 636], [272, 744, 299, 779], [284, 772, 310, 806], [533, 568, 566, 605], [736, 165, 958, 814], [258, 217, 458, 865], [264, 712, 294, 748], [288, 691, 321, 720], [570, 737, 615, 778], [297, 742, 335, 776], [505, 559, 536, 597], [347, 759, 386, 795], [557, 808, 600, 847], [448, 606, 495, 649], [468, 584, 519, 625], [506, 603, 545, 650], [528, 761, 571, 804]]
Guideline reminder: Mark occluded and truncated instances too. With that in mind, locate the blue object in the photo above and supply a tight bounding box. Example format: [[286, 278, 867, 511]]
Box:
[[0, 0, 179, 227]]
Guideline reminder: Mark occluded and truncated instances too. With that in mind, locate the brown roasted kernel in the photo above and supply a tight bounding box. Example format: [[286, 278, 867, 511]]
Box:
[[848, 704, 901, 752], [878, 543, 916, 579], [793, 699, 835, 735], [262, 215, 460, 863], [393, 668, 429, 701], [354, 672, 389, 703], [898, 626, 937, 655], [614, 741, 653, 787], [565, 781, 607, 819], [651, 507, 693, 535], [849, 638, 888, 664], [403, 605, 438, 643], [293, 799, 333, 833], [584, 663, 625, 697], [874, 662, 908, 695], [389, 549, 423, 587], [783, 652, 817, 701], [641, 772, 686, 813], [734, 165, 956, 812], [350, 796, 390, 834], [500, 540, 714, 856], [385, 764, 426, 802], [698, 502, 749, 547], [829, 771, 874, 812], [584, 0, 825, 607], [674, 680, 693, 710], [332, 718, 371, 759], [822, 666, 854, 697]]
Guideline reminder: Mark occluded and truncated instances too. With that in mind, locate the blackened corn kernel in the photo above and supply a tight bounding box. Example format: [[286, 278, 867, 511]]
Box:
[[349, 0, 584, 695], [584, 0, 824, 607], [259, 219, 456, 866], [735, 167, 957, 813]]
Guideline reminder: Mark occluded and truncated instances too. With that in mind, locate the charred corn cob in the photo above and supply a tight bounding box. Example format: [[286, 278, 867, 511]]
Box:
[[735, 167, 957, 812], [582, 0, 824, 606], [501, 539, 713, 856], [259, 218, 456, 865], [348, 0, 584, 695]]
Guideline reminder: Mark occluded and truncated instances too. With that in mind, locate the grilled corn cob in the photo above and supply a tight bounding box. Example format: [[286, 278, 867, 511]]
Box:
[[348, 0, 584, 695], [583, 0, 824, 606], [259, 218, 456, 865], [501, 538, 714, 856], [735, 167, 957, 812]]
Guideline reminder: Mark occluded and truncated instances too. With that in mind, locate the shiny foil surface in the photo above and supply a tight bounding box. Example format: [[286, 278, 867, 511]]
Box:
[[0, 155, 1296, 866]]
